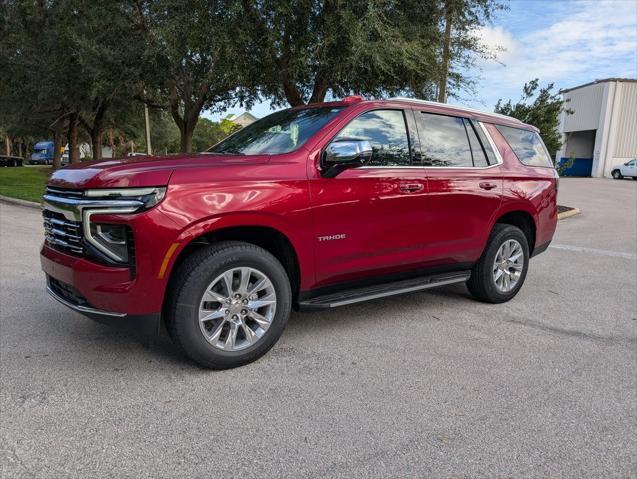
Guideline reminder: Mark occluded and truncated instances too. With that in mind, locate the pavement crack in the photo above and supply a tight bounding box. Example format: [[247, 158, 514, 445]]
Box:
[[503, 317, 636, 347]]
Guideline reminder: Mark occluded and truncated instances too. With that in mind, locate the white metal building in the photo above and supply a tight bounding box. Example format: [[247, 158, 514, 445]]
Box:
[[556, 78, 637, 177]]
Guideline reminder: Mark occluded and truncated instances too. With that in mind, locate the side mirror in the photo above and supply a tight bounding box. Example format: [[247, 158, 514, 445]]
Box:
[[322, 139, 373, 178]]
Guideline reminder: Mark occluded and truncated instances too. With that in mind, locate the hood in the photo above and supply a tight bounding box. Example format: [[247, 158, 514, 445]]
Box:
[[47, 153, 269, 189]]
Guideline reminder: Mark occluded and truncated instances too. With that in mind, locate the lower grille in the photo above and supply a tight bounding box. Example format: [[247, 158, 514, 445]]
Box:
[[43, 210, 84, 256], [48, 276, 90, 307]]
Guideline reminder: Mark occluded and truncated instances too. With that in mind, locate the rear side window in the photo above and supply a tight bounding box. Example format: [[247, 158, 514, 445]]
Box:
[[495, 125, 553, 167], [334, 109, 411, 167], [419, 113, 473, 167], [418, 113, 493, 167]]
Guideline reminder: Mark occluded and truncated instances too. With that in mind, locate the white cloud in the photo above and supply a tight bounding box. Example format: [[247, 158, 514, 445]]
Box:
[[466, 0, 637, 108], [476, 26, 518, 62]]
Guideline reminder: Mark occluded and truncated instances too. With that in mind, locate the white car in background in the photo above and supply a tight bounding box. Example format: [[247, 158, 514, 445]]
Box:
[[611, 159, 637, 180]]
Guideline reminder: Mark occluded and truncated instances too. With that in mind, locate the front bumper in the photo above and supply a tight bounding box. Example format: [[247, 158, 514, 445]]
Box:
[[42, 245, 162, 335]]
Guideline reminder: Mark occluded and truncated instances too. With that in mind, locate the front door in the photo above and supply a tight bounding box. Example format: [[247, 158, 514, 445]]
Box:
[[309, 109, 428, 288]]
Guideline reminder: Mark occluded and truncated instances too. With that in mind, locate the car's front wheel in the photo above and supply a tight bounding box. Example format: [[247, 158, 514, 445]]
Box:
[[612, 170, 623, 179], [467, 224, 530, 303], [166, 241, 292, 369]]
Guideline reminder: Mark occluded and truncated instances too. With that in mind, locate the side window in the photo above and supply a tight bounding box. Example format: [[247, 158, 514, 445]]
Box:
[[495, 125, 553, 167], [464, 119, 489, 167], [333, 109, 411, 167], [418, 112, 473, 167]]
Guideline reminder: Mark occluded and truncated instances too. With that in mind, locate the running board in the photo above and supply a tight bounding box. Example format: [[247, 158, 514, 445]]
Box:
[[298, 271, 471, 310]]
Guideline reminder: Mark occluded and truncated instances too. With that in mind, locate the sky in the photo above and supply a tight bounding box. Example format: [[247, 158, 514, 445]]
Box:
[[206, 0, 637, 121]]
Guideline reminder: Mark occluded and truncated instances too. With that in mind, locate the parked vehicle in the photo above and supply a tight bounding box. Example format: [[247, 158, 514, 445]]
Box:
[[611, 159, 637, 179], [30, 141, 54, 165], [40, 97, 558, 369]]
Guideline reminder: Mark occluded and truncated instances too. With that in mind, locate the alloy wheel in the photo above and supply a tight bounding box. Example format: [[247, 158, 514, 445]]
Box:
[[492, 239, 524, 293], [198, 267, 277, 351]]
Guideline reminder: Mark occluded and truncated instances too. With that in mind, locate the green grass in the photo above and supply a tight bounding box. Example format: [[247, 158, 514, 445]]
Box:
[[0, 166, 51, 203]]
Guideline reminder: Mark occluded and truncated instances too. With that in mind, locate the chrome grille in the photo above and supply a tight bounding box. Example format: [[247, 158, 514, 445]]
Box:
[[43, 209, 84, 255]]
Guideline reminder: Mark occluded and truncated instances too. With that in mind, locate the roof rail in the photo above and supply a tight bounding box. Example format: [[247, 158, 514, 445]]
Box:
[[390, 97, 523, 124]]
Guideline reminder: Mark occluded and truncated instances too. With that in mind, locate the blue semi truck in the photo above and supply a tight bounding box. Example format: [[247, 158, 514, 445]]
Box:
[[30, 141, 55, 165]]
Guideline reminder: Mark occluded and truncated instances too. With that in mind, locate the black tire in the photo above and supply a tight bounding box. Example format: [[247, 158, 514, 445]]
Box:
[[612, 170, 622, 179], [467, 224, 530, 303], [166, 241, 292, 369]]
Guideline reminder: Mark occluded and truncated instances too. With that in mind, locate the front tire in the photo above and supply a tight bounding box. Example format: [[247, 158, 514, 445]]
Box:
[[166, 241, 292, 369], [612, 170, 622, 179], [467, 224, 530, 303]]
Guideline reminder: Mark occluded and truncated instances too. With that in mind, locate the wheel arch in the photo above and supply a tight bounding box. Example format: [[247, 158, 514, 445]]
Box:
[[162, 218, 304, 314], [492, 210, 537, 254]]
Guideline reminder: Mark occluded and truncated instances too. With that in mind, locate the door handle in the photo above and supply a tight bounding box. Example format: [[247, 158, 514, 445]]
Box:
[[479, 182, 497, 190], [399, 183, 424, 193]]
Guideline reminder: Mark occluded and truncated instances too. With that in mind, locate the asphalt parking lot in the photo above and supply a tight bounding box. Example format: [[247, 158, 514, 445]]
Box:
[[1, 178, 636, 478]]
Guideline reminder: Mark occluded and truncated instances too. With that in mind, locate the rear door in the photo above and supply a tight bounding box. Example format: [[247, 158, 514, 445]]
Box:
[[309, 108, 429, 287], [414, 111, 503, 264]]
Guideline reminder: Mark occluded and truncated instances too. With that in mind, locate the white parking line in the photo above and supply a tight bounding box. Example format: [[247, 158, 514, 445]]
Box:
[[550, 244, 637, 260]]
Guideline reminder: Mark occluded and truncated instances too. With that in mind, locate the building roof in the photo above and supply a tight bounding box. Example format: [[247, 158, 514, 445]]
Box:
[[561, 78, 637, 93], [227, 112, 258, 122]]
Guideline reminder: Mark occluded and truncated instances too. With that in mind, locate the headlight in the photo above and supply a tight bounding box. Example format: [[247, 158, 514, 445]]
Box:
[[88, 223, 131, 262], [84, 187, 166, 209], [81, 187, 165, 264]]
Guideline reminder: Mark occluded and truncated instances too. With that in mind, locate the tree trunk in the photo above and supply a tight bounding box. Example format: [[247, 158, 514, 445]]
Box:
[[438, 1, 453, 103], [17, 141, 23, 158], [282, 78, 305, 106], [108, 130, 116, 158], [5, 135, 11, 156], [91, 130, 103, 161], [68, 112, 80, 163], [179, 121, 195, 153], [52, 124, 64, 170]]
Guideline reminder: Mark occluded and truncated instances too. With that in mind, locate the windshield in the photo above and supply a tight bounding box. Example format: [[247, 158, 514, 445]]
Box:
[[34, 148, 47, 155], [209, 106, 343, 155]]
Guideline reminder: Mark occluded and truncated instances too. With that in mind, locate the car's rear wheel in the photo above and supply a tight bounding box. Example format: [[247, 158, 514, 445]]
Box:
[[467, 224, 529, 303], [612, 170, 622, 179], [166, 241, 291, 369]]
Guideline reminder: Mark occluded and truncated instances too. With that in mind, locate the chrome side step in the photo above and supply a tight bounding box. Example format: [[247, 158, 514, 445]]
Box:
[[298, 271, 470, 310]]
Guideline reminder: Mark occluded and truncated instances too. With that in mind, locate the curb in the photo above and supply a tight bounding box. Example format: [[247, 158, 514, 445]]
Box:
[[558, 207, 581, 220], [0, 194, 41, 209]]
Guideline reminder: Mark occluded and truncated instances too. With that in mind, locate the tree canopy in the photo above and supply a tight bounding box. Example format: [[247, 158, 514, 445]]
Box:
[[2, 0, 506, 163]]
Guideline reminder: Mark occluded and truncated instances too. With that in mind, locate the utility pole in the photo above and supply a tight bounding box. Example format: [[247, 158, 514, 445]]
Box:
[[438, 0, 453, 104], [143, 91, 152, 155]]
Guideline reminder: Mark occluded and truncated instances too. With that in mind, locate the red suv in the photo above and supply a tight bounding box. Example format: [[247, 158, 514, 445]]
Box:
[[41, 97, 558, 368]]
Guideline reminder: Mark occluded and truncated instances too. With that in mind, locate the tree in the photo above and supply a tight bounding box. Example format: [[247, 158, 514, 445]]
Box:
[[241, 0, 504, 107], [437, 0, 505, 103], [1, 1, 146, 165], [135, 0, 248, 152], [495, 79, 572, 158], [241, 0, 438, 105], [191, 117, 241, 152]]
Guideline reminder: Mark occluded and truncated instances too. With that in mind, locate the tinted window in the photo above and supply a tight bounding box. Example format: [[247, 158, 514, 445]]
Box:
[[210, 106, 343, 155], [334, 110, 410, 166], [419, 113, 472, 167], [464, 119, 489, 167], [495, 125, 553, 167]]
